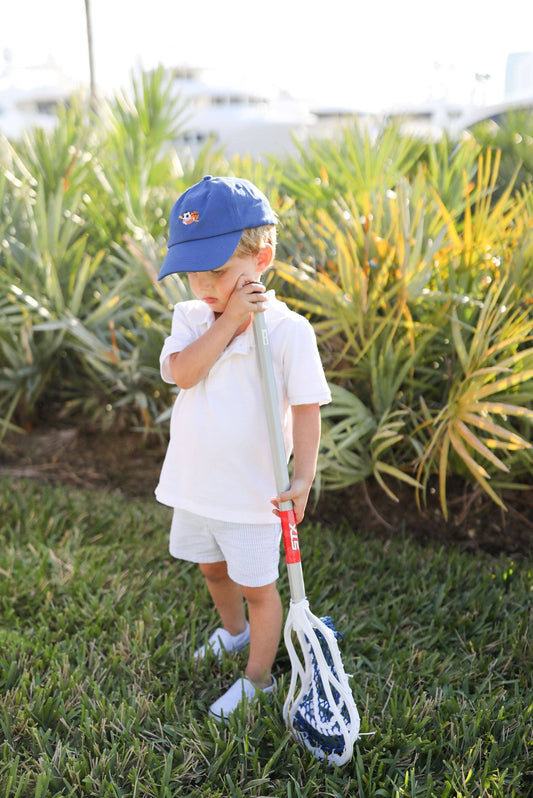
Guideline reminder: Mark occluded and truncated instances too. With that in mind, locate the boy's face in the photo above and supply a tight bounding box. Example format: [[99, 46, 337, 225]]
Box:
[[187, 250, 265, 315]]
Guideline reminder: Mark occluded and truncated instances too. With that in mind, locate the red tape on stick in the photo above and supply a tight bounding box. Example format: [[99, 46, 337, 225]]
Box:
[[280, 508, 301, 564]]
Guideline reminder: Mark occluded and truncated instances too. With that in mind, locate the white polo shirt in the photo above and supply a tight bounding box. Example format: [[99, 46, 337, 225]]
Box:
[[155, 291, 331, 523]]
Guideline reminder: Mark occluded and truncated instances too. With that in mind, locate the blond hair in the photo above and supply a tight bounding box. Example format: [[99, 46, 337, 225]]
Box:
[[234, 225, 277, 259]]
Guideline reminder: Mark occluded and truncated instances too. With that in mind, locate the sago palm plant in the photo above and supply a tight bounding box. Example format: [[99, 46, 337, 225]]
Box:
[[83, 66, 191, 247], [413, 133, 481, 213], [278, 121, 426, 209], [415, 280, 533, 516], [12, 95, 94, 202], [0, 180, 125, 431]]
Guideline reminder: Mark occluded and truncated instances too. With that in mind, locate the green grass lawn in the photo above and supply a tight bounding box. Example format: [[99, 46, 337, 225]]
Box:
[[0, 479, 531, 797]]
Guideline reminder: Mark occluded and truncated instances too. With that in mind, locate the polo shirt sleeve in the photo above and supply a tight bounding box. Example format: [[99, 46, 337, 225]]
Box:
[[281, 316, 331, 406], [160, 302, 204, 384]]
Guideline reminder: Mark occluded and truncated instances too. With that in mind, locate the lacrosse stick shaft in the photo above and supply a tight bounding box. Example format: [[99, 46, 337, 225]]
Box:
[[253, 311, 306, 603], [254, 309, 360, 766]]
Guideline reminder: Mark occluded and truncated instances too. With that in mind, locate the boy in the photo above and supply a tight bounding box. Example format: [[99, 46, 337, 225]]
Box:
[[156, 176, 331, 720]]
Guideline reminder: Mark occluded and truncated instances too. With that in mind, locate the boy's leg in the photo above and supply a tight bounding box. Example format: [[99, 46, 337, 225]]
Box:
[[199, 561, 247, 636], [240, 581, 282, 688]]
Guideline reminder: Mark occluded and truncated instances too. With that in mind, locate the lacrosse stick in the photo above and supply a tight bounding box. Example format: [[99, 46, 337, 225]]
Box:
[[253, 309, 360, 766]]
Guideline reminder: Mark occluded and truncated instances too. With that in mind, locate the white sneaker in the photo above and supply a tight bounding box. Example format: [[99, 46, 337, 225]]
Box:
[[194, 623, 250, 661], [208, 676, 277, 722]]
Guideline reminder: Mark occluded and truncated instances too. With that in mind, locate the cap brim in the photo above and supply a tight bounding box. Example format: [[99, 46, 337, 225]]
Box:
[[158, 229, 243, 280]]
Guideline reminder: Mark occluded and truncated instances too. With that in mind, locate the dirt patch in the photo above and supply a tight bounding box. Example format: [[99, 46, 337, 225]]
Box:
[[1, 426, 532, 558]]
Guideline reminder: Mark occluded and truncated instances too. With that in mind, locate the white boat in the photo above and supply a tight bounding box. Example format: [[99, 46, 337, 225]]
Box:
[[0, 58, 78, 140], [383, 96, 533, 140], [164, 65, 322, 158]]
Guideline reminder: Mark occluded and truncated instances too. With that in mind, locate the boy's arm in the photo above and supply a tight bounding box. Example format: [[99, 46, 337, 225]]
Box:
[[169, 313, 242, 388], [271, 403, 321, 523], [169, 278, 265, 389]]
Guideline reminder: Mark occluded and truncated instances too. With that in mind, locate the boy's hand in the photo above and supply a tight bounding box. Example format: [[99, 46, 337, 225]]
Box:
[[271, 477, 312, 524], [223, 275, 266, 327]]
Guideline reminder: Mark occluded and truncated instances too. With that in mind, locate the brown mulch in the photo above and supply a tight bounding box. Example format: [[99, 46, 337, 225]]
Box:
[[1, 426, 532, 559]]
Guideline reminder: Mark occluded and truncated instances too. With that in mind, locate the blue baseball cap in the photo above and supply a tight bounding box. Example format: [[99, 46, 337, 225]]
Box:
[[158, 175, 277, 279]]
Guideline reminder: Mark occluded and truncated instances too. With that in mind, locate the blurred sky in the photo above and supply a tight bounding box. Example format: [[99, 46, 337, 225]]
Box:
[[2, 0, 533, 110]]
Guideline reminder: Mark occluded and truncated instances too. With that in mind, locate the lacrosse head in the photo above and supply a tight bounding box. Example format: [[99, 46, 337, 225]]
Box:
[[283, 600, 360, 766]]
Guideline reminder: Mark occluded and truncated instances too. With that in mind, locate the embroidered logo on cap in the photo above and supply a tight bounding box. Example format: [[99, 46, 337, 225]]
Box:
[[179, 211, 199, 225]]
